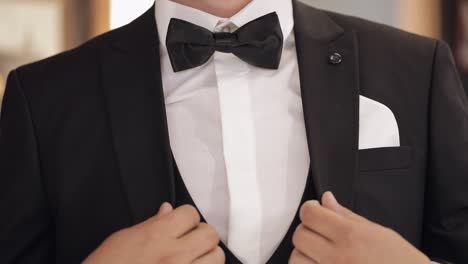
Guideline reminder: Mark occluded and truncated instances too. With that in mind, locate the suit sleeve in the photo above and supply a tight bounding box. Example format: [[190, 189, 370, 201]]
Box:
[[0, 70, 54, 263], [422, 40, 468, 263]]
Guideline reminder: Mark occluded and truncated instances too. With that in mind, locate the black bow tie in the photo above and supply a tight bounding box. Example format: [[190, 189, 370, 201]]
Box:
[[165, 12, 284, 72]]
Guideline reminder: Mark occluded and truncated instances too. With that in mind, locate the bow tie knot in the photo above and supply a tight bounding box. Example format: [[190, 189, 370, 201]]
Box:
[[166, 12, 284, 72], [213, 32, 239, 53]]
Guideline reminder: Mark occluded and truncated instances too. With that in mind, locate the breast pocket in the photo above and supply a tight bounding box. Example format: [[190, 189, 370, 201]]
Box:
[[354, 146, 420, 235], [358, 146, 413, 172]]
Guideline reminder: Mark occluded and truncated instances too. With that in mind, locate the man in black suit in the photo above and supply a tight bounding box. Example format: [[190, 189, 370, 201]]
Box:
[[1, 0, 467, 263]]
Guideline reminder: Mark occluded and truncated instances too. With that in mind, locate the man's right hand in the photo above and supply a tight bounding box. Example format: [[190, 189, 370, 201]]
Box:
[[83, 203, 225, 264]]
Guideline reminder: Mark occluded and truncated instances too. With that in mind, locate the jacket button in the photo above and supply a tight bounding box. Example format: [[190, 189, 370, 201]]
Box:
[[329, 52, 343, 65]]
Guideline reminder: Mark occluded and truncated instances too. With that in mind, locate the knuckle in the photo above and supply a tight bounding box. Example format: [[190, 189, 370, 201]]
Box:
[[200, 246, 224, 264], [291, 225, 306, 247], [213, 246, 225, 263], [181, 205, 201, 224], [288, 249, 301, 263], [300, 201, 319, 223], [200, 223, 220, 246]]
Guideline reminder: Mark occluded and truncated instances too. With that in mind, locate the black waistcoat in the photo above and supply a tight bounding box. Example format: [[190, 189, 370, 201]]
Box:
[[172, 159, 317, 264]]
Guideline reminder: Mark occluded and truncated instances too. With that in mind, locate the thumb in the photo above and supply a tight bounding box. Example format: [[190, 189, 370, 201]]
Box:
[[321, 192, 367, 223], [155, 202, 173, 219], [139, 202, 174, 229]]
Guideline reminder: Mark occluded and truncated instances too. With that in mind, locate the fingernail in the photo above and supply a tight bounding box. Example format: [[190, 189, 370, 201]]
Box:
[[157, 203, 165, 213], [158, 202, 172, 212], [327, 192, 338, 204], [308, 200, 320, 206], [300, 200, 319, 219]]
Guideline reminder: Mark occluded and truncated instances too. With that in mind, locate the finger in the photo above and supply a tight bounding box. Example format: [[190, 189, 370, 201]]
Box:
[[154, 202, 173, 220], [180, 223, 220, 260], [193, 246, 225, 264], [289, 249, 318, 264], [138, 202, 174, 229], [321, 192, 341, 213], [300, 200, 347, 241], [158, 204, 201, 238], [292, 224, 333, 263], [321, 192, 368, 223]]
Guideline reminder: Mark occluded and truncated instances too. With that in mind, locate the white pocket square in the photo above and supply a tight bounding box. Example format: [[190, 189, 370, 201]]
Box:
[[359, 95, 400, 150]]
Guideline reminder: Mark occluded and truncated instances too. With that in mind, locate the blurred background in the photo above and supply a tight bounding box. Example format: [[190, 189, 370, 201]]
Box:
[[0, 0, 467, 105]]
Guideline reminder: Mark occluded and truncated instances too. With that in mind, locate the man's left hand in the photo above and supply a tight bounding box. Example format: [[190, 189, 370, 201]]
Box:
[[290, 192, 431, 264]]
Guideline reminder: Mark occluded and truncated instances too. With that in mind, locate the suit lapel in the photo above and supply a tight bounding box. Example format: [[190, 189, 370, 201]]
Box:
[[100, 7, 175, 224], [293, 1, 360, 209]]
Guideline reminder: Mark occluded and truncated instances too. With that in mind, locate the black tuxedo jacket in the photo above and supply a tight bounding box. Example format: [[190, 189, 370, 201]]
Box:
[[1, 1, 467, 263]]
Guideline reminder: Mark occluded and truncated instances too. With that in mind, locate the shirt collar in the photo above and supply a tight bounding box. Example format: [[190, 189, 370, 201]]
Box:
[[155, 0, 295, 48]]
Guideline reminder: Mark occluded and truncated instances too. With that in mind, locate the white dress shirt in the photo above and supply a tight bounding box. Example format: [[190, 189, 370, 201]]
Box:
[[155, 0, 310, 263]]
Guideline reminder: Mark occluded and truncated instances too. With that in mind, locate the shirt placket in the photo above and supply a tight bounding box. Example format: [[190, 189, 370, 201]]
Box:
[[213, 21, 263, 264]]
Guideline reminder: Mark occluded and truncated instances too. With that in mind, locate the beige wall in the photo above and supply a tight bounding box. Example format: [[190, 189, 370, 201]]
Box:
[[397, 0, 442, 39], [0, 0, 63, 111], [90, 1, 110, 37], [0, 0, 109, 110], [63, 0, 110, 50]]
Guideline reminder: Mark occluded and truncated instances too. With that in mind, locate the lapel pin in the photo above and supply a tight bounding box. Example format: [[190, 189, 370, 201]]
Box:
[[329, 52, 343, 65]]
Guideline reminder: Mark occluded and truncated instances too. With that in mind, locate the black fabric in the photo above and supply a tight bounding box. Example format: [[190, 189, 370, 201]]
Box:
[[1, 1, 468, 263], [166, 12, 283, 72], [358, 146, 413, 171]]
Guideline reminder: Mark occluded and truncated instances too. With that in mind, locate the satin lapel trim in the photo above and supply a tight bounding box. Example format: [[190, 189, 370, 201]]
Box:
[[293, 1, 360, 209], [100, 6, 175, 224]]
